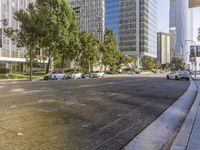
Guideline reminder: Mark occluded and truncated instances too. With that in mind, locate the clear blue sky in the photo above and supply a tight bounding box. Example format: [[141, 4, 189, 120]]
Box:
[[157, 0, 170, 32]]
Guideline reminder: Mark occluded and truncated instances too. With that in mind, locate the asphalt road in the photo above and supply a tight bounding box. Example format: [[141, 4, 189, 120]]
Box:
[[0, 74, 189, 150]]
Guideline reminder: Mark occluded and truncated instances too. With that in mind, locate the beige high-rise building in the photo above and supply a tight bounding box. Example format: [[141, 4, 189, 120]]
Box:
[[157, 32, 170, 64]]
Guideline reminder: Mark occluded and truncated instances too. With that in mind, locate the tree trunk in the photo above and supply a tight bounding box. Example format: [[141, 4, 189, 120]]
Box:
[[61, 54, 65, 71], [30, 48, 33, 80], [104, 65, 107, 72], [73, 53, 82, 73], [46, 49, 52, 74]]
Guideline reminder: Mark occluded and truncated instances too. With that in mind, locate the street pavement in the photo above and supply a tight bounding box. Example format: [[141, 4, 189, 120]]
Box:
[[0, 74, 189, 150]]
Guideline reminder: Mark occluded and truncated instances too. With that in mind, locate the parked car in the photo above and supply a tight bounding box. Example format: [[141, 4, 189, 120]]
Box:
[[44, 71, 66, 80], [82, 71, 92, 79], [68, 72, 82, 79], [166, 71, 189, 81], [92, 71, 105, 78]]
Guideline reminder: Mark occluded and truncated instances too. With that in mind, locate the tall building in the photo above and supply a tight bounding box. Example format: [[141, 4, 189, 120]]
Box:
[[188, 7, 200, 71], [69, 0, 105, 41], [170, 27, 177, 60], [169, 0, 192, 63], [0, 0, 33, 71], [105, 0, 119, 43], [119, 0, 158, 59], [190, 8, 200, 45], [157, 32, 170, 64]]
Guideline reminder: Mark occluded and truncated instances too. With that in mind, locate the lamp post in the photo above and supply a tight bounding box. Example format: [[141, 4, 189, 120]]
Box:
[[185, 40, 197, 78]]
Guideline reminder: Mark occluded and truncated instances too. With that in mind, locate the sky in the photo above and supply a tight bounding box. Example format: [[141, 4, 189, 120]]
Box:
[[157, 0, 170, 32]]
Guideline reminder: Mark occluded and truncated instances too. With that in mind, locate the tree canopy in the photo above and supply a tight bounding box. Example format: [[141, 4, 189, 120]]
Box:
[[170, 57, 185, 70], [141, 56, 155, 70], [77, 31, 100, 71], [101, 29, 122, 72], [5, 0, 78, 78]]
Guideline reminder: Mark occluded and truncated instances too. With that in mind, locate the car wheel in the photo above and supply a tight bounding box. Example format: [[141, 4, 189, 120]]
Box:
[[63, 76, 66, 80], [175, 76, 179, 80]]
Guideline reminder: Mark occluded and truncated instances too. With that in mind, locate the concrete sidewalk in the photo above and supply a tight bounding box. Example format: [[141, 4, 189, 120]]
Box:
[[191, 74, 200, 80], [171, 80, 200, 150], [124, 79, 198, 150]]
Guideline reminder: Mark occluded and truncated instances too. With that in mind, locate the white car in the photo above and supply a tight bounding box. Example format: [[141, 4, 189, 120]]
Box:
[[68, 72, 82, 79], [167, 71, 189, 81], [92, 71, 105, 78], [44, 71, 66, 80]]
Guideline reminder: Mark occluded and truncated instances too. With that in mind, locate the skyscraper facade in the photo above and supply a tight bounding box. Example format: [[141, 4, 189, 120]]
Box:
[[119, 0, 158, 58], [190, 8, 200, 45], [170, 27, 177, 60], [0, 0, 33, 70], [69, 0, 105, 41], [170, 0, 191, 63], [157, 32, 170, 64], [105, 0, 119, 42]]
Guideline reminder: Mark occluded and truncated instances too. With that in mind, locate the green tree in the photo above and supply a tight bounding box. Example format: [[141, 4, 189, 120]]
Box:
[[6, 0, 78, 78], [141, 56, 155, 70], [153, 61, 162, 69], [74, 31, 100, 71], [34, 0, 78, 74], [123, 55, 137, 69], [170, 57, 185, 70], [109, 50, 123, 73], [5, 3, 44, 80], [101, 29, 121, 71]]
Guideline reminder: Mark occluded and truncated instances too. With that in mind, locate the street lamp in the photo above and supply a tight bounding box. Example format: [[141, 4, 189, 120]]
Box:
[[185, 40, 197, 78]]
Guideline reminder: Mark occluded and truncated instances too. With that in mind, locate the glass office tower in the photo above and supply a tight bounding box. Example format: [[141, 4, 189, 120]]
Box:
[[119, 0, 158, 58], [69, 0, 105, 41], [170, 0, 191, 63], [139, 0, 158, 57], [105, 0, 119, 42]]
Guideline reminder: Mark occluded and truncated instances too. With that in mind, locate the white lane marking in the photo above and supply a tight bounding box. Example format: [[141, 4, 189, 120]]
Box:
[[10, 88, 25, 92]]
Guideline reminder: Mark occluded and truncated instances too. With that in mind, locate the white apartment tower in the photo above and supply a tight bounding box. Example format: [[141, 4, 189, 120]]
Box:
[[157, 32, 170, 64], [0, 0, 33, 71]]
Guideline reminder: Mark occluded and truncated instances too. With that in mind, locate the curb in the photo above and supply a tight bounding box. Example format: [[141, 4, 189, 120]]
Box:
[[171, 82, 200, 150], [0, 78, 42, 84], [123, 79, 198, 150]]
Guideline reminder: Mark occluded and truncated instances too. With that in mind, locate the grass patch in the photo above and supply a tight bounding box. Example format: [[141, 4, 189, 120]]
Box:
[[0, 73, 44, 80]]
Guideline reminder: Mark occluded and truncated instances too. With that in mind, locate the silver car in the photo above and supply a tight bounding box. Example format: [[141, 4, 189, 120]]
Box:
[[167, 71, 189, 81], [44, 71, 66, 80], [67, 72, 82, 79]]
